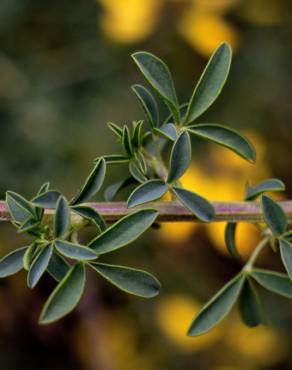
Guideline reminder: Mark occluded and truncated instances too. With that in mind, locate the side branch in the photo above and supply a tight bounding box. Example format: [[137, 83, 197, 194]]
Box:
[[1, 201, 292, 223]]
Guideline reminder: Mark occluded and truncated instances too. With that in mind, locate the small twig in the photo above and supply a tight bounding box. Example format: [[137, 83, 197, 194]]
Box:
[[1, 200, 292, 223]]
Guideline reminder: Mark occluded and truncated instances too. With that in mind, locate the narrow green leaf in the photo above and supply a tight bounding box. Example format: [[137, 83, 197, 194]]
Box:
[[6, 192, 31, 224], [132, 121, 144, 148], [184, 42, 232, 123], [39, 263, 85, 324], [107, 122, 123, 138], [88, 209, 158, 254], [18, 218, 40, 233], [188, 274, 244, 336], [167, 131, 192, 183], [55, 240, 97, 260], [32, 190, 62, 209], [90, 262, 161, 298], [245, 178, 285, 201], [132, 51, 179, 122], [132, 84, 159, 128], [127, 180, 168, 208], [101, 154, 129, 164], [72, 205, 107, 232], [0, 246, 27, 277], [35, 182, 50, 220], [27, 244, 53, 288], [23, 243, 38, 270], [163, 102, 188, 126], [282, 230, 292, 241], [239, 278, 265, 327], [225, 223, 241, 259], [104, 177, 137, 202], [261, 195, 287, 236], [6, 191, 36, 218], [172, 187, 214, 222], [136, 152, 147, 174], [129, 161, 148, 183], [153, 123, 177, 141], [47, 252, 70, 282], [280, 239, 292, 281], [54, 196, 70, 238], [122, 126, 133, 156], [187, 124, 256, 163], [251, 268, 292, 299], [71, 158, 106, 205]]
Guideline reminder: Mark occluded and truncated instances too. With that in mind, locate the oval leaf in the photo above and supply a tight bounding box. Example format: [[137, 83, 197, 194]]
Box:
[[187, 124, 255, 163], [261, 195, 287, 236], [280, 239, 292, 281], [72, 205, 107, 232], [172, 187, 214, 222], [0, 246, 27, 277], [188, 274, 244, 336], [88, 209, 158, 254], [6, 192, 31, 224], [132, 84, 159, 128], [127, 180, 168, 208], [55, 240, 97, 260], [132, 51, 179, 121], [185, 42, 232, 123], [225, 223, 241, 259], [129, 161, 148, 183], [251, 269, 292, 299], [6, 191, 36, 217], [71, 158, 106, 205], [47, 252, 70, 282], [90, 262, 161, 298], [153, 123, 177, 141], [167, 131, 192, 183], [245, 178, 285, 201], [54, 196, 70, 238], [39, 263, 85, 324], [23, 243, 38, 270], [239, 278, 265, 327], [32, 190, 62, 209], [27, 244, 53, 288]]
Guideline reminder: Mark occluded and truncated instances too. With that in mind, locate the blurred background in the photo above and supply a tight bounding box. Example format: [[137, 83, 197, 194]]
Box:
[[1, 0, 292, 369]]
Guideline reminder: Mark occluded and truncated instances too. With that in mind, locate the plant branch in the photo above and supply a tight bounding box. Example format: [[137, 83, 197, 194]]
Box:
[[1, 200, 292, 223]]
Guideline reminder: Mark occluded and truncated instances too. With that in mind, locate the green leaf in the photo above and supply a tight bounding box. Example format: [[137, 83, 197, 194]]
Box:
[[55, 240, 97, 260], [167, 131, 192, 183], [132, 51, 179, 122], [187, 124, 256, 163], [251, 268, 292, 299], [261, 195, 287, 236], [184, 42, 232, 123], [71, 158, 106, 205], [122, 126, 133, 156], [39, 263, 86, 324], [127, 180, 168, 208], [132, 84, 159, 128], [47, 252, 70, 282], [35, 182, 50, 220], [132, 121, 144, 148], [245, 178, 285, 201], [23, 243, 38, 270], [32, 190, 62, 209], [90, 262, 161, 298], [282, 230, 292, 241], [163, 102, 188, 126], [27, 244, 53, 288], [88, 209, 158, 254], [0, 246, 27, 277], [6, 192, 31, 224], [239, 278, 265, 327], [129, 161, 148, 183], [172, 187, 214, 222], [225, 223, 241, 259], [18, 218, 40, 233], [279, 239, 292, 281], [54, 196, 70, 238], [153, 123, 177, 141], [107, 122, 123, 138], [104, 177, 137, 202], [188, 274, 244, 336], [6, 191, 36, 219], [101, 154, 129, 164], [72, 205, 107, 232]]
